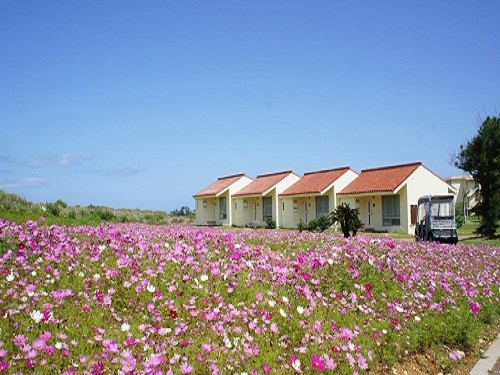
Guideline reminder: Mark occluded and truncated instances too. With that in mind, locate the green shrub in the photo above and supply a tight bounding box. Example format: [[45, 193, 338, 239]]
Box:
[[265, 216, 276, 229], [297, 219, 307, 232]]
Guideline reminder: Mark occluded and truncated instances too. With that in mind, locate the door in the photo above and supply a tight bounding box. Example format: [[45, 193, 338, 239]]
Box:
[[367, 201, 372, 226], [254, 201, 258, 220], [305, 202, 309, 224]]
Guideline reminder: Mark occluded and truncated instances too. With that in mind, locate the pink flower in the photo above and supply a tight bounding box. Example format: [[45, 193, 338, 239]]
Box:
[[311, 354, 325, 371], [122, 356, 136, 373], [14, 334, 26, 347], [180, 361, 194, 374], [357, 353, 368, 370], [32, 338, 46, 351], [40, 331, 51, 341], [324, 355, 337, 370], [262, 363, 271, 373], [0, 362, 8, 371]]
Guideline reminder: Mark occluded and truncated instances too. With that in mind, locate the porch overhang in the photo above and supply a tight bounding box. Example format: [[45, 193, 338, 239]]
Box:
[[338, 190, 397, 199]]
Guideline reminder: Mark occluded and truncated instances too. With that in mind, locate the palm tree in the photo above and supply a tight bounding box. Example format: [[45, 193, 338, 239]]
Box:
[[330, 203, 363, 238]]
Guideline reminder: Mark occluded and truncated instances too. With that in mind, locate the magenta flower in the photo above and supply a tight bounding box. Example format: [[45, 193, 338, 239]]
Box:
[[470, 301, 480, 314], [0, 362, 8, 371], [121, 355, 136, 373], [311, 354, 325, 371], [262, 363, 271, 373]]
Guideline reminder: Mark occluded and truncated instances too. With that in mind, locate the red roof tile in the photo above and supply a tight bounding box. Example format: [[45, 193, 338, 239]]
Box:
[[193, 174, 247, 197], [233, 171, 295, 197], [339, 162, 421, 195], [280, 167, 352, 196]]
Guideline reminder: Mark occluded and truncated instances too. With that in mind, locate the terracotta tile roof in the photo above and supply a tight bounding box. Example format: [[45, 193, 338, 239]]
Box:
[[233, 171, 295, 197], [339, 162, 422, 195], [193, 174, 247, 197], [280, 167, 352, 196]]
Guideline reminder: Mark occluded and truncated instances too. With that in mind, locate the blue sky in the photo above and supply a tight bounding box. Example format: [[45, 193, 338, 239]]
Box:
[[1, 1, 499, 211]]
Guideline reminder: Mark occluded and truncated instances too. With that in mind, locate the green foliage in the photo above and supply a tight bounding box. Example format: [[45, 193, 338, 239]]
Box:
[[265, 216, 276, 229], [455, 212, 464, 229], [306, 216, 331, 232], [297, 219, 307, 232], [170, 205, 193, 218], [0, 189, 185, 225], [453, 116, 500, 238], [330, 202, 364, 237]]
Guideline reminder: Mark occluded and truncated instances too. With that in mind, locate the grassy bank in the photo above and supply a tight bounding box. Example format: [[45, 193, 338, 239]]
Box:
[[0, 190, 192, 226]]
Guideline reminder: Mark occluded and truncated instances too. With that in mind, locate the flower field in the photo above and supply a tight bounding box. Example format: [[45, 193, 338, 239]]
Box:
[[0, 219, 498, 374]]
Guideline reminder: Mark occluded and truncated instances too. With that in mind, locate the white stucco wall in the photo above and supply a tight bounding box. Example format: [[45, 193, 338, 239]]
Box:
[[194, 197, 218, 225], [194, 175, 252, 226], [233, 197, 262, 227], [273, 173, 300, 227]]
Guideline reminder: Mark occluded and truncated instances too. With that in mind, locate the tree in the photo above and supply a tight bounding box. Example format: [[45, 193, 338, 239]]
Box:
[[330, 203, 364, 238], [453, 116, 500, 238]]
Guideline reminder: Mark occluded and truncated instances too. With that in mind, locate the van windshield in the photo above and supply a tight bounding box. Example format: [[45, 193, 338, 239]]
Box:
[[430, 200, 454, 219]]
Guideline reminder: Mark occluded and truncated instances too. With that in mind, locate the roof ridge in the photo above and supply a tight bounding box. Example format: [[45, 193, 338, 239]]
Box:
[[256, 170, 294, 178], [361, 161, 421, 173], [303, 167, 350, 176], [217, 173, 246, 180]]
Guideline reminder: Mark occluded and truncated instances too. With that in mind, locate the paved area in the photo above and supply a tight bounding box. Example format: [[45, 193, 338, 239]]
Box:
[[470, 334, 500, 374]]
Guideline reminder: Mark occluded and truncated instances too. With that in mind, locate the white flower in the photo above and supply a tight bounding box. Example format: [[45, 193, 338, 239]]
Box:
[[292, 358, 301, 371], [55, 342, 63, 350], [223, 335, 232, 348], [98, 244, 106, 251], [31, 271, 37, 277], [233, 337, 240, 347], [268, 300, 276, 308], [121, 322, 131, 332], [279, 308, 287, 317], [327, 258, 334, 265], [414, 315, 421, 322], [395, 305, 404, 313], [93, 274, 101, 280], [30, 310, 43, 323], [6, 272, 14, 282], [282, 296, 289, 303], [147, 284, 156, 293], [200, 274, 208, 282], [296, 306, 304, 315], [234, 243, 241, 249], [78, 271, 85, 278]]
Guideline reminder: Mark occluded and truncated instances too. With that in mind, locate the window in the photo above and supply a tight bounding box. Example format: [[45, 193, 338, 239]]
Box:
[[382, 195, 400, 226], [219, 197, 227, 219], [235, 201, 237, 210], [293, 200, 298, 211], [263, 197, 272, 221], [431, 200, 454, 219], [316, 196, 329, 218], [243, 200, 248, 209], [203, 201, 207, 208]]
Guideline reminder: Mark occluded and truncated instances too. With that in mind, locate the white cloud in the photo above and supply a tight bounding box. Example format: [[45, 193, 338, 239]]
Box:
[[28, 157, 48, 168], [101, 164, 143, 177], [57, 153, 93, 168], [0, 177, 49, 189]]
